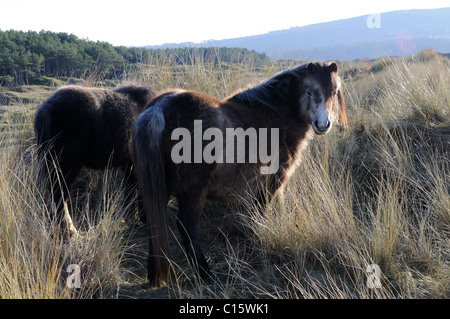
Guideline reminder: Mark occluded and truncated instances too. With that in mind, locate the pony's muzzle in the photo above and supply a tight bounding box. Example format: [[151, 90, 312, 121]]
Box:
[[312, 119, 331, 135]]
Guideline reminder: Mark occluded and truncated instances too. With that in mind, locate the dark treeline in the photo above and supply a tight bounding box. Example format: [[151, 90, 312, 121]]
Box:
[[0, 30, 123, 84], [0, 30, 270, 85]]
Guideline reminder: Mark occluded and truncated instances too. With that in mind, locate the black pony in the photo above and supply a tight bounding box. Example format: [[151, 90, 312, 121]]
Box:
[[133, 62, 347, 286], [35, 85, 156, 235]]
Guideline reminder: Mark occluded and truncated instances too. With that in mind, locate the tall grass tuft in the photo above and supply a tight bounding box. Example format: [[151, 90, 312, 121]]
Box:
[[0, 133, 138, 298]]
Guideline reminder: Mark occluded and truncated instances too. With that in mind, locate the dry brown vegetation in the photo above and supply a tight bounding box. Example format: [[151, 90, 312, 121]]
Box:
[[0, 48, 448, 298]]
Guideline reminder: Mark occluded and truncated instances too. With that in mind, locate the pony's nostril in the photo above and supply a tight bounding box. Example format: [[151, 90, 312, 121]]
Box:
[[313, 119, 331, 134], [313, 120, 319, 129], [319, 120, 331, 131]]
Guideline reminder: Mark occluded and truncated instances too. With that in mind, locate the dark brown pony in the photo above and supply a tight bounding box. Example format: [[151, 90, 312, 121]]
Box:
[[35, 85, 156, 235], [133, 62, 347, 286]]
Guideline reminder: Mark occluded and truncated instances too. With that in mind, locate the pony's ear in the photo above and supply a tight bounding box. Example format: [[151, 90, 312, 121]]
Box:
[[306, 62, 317, 75], [329, 62, 338, 73]]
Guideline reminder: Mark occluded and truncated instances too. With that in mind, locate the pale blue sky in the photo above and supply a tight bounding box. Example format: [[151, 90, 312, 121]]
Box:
[[1, 0, 449, 46]]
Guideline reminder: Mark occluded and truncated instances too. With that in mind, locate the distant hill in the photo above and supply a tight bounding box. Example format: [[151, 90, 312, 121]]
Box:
[[147, 7, 450, 60]]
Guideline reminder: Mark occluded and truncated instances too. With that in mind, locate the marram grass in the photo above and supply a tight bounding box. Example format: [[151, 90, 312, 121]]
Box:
[[0, 50, 448, 298]]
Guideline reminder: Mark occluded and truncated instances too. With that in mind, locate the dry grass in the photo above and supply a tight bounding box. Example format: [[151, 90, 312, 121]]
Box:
[[0, 133, 141, 298], [0, 49, 448, 299]]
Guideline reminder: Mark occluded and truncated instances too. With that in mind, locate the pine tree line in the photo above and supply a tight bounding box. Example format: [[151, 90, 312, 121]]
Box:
[[0, 30, 270, 85]]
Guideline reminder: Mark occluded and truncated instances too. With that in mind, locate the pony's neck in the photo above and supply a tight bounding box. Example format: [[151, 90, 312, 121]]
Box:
[[229, 80, 281, 115]]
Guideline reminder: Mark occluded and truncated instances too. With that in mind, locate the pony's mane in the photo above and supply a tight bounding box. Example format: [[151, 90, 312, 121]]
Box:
[[227, 62, 347, 127], [227, 66, 306, 114]]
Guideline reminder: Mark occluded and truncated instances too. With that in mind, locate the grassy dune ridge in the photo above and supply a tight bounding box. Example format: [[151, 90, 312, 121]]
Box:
[[0, 49, 448, 298]]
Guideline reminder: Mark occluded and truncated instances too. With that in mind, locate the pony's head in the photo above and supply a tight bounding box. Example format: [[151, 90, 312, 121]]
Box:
[[298, 62, 347, 135]]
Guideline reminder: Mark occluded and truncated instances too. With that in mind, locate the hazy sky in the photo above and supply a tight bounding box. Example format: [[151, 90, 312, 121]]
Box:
[[1, 0, 449, 46]]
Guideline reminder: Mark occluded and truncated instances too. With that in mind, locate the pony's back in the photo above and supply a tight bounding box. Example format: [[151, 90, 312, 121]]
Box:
[[34, 85, 156, 168], [34, 85, 156, 235]]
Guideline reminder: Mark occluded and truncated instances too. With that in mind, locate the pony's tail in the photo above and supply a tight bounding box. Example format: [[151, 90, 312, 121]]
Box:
[[133, 106, 175, 286], [34, 102, 57, 184], [34, 102, 53, 151]]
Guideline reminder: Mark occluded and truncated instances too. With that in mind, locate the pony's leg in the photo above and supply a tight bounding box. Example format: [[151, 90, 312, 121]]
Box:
[[42, 151, 65, 224], [52, 159, 80, 237], [176, 190, 210, 280], [254, 174, 286, 214], [63, 201, 78, 237], [122, 164, 146, 223]]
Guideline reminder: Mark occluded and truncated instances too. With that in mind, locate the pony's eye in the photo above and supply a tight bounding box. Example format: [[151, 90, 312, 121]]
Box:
[[307, 91, 312, 97]]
